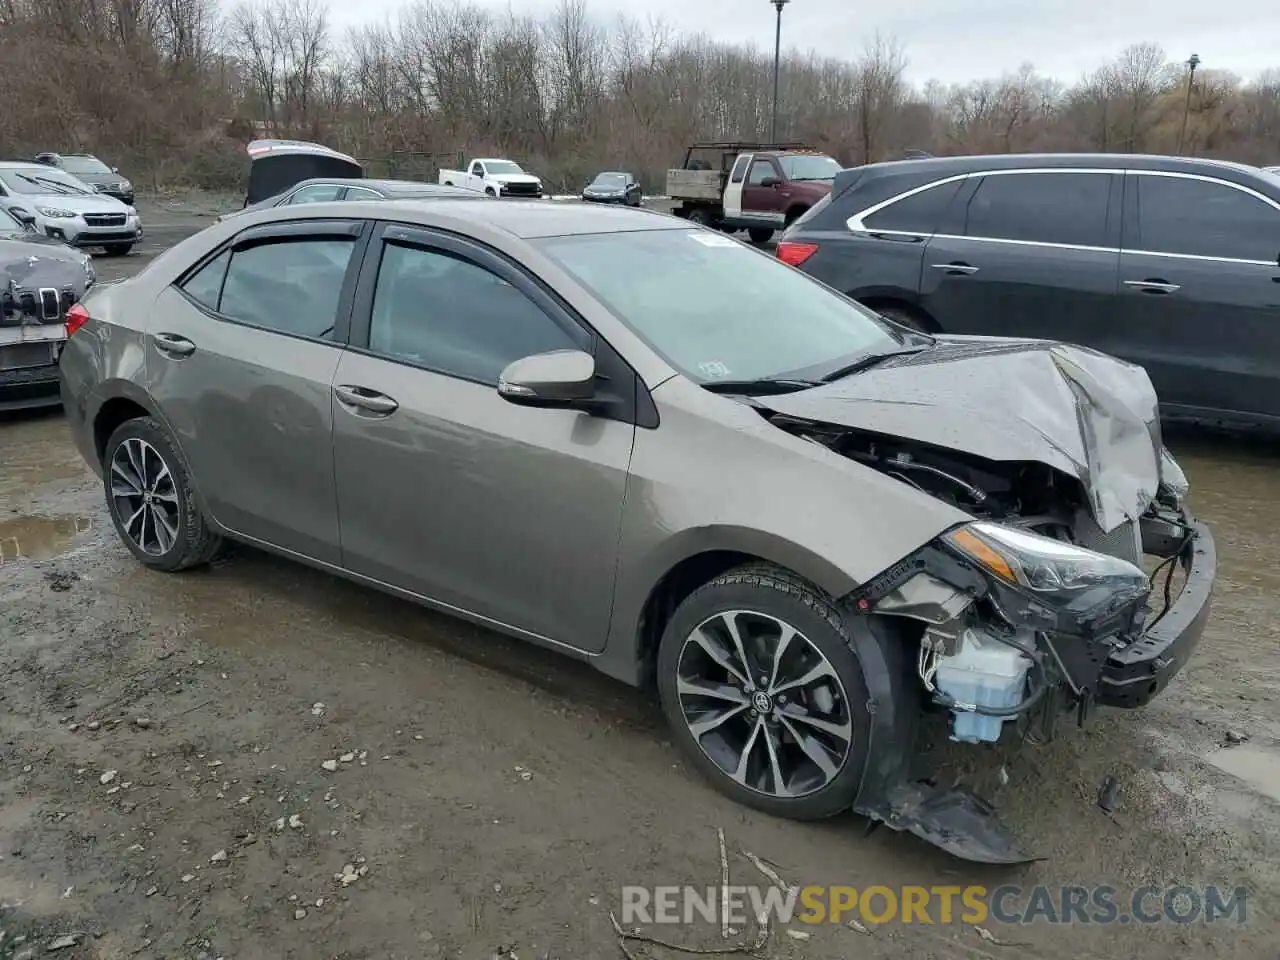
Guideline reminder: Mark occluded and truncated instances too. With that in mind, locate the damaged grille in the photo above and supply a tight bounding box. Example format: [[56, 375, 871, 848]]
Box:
[[1074, 513, 1144, 567], [1, 285, 77, 326], [0, 341, 57, 371], [500, 182, 541, 197]]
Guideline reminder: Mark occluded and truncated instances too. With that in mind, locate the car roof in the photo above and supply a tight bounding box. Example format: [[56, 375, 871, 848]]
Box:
[[365, 180, 474, 196], [851, 152, 1266, 179], [352, 198, 682, 238], [283, 178, 477, 198]]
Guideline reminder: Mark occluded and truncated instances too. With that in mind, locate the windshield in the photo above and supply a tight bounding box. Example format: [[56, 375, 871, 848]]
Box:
[[484, 161, 523, 175], [777, 154, 841, 181], [535, 230, 902, 384], [590, 173, 627, 187], [0, 169, 93, 196], [59, 157, 112, 176]]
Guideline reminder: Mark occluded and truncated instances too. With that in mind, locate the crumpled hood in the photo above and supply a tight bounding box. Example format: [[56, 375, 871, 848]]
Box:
[[0, 232, 82, 255], [2, 238, 90, 282], [761, 335, 1163, 533]]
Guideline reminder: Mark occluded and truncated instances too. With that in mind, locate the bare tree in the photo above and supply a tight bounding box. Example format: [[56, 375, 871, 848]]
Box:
[[5, 0, 1280, 194]]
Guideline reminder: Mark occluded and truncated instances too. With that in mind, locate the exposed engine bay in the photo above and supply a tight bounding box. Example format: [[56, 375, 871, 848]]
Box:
[[758, 410, 1212, 864], [767, 411, 1195, 745], [723, 339, 1219, 863]]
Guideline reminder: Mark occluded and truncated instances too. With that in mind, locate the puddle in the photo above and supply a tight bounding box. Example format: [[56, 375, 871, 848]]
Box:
[[1203, 745, 1280, 804], [0, 514, 93, 563]]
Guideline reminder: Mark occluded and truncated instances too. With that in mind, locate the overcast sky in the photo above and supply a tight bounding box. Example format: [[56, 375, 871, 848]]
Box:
[[327, 0, 1279, 86]]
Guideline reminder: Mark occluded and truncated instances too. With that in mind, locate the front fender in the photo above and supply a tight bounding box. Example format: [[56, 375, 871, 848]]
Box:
[[598, 378, 969, 684]]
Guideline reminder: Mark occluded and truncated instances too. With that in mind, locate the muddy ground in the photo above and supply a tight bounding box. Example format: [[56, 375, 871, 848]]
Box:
[[0, 194, 1277, 960]]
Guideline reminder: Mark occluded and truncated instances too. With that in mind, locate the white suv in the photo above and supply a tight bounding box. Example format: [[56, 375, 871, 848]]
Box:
[[0, 162, 143, 255]]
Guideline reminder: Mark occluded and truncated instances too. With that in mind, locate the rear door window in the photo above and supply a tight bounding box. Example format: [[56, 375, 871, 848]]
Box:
[[180, 251, 230, 310], [861, 179, 964, 234], [963, 172, 1112, 247], [217, 238, 356, 341], [1131, 175, 1280, 262]]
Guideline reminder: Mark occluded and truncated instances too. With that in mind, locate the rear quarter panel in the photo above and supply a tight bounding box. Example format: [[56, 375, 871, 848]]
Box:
[[59, 282, 153, 474]]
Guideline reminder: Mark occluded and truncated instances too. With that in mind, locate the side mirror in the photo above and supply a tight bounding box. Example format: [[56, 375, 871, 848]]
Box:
[[498, 349, 596, 407], [760, 176, 781, 188], [9, 207, 35, 226], [112, 167, 120, 173]]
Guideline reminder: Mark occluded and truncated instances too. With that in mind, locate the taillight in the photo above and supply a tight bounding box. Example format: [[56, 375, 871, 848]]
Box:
[[776, 241, 819, 267], [65, 303, 90, 336]]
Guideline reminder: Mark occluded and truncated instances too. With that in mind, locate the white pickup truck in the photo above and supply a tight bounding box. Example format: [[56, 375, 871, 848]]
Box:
[[438, 158, 544, 199]]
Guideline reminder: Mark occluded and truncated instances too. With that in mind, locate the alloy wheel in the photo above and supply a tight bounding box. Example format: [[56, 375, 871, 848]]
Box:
[[675, 610, 854, 799], [109, 437, 180, 556]]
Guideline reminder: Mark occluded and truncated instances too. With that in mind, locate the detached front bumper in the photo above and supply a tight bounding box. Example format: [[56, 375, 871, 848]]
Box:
[[1098, 520, 1215, 708]]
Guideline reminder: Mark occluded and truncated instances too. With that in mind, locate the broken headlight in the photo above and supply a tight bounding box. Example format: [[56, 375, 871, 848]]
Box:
[[943, 521, 1148, 601]]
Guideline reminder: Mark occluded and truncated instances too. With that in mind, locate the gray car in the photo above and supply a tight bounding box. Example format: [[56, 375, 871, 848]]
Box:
[[217, 178, 482, 222], [59, 199, 1215, 861], [2, 205, 95, 410], [33, 153, 135, 206]]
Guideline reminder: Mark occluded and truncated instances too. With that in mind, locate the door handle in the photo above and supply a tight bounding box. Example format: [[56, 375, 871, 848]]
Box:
[[930, 262, 980, 275], [334, 384, 399, 415], [1123, 279, 1181, 294], [153, 333, 195, 357]]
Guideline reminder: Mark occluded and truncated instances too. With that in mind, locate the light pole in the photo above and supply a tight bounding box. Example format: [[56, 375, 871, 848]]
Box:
[[1177, 53, 1200, 155], [770, 0, 790, 144]]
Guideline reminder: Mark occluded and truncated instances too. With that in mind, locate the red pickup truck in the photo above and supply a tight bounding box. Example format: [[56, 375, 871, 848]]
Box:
[[665, 141, 842, 244]]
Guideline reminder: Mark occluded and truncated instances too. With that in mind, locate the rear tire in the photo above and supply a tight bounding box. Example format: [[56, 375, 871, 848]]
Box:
[[656, 563, 873, 821], [102, 416, 223, 573], [104, 243, 133, 256], [686, 208, 714, 228], [748, 227, 774, 244]]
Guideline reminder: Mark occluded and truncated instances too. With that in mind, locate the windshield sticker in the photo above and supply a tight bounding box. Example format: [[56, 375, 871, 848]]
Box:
[[698, 360, 731, 378], [686, 232, 739, 248]]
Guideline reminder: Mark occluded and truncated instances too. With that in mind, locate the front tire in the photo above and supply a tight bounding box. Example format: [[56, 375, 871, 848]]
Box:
[[656, 563, 872, 821], [104, 243, 133, 256], [102, 416, 222, 572], [748, 227, 774, 244], [485, 187, 497, 198]]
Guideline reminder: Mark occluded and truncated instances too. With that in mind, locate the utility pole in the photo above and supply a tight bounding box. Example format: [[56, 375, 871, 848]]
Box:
[[770, 0, 790, 143], [1177, 53, 1200, 155]]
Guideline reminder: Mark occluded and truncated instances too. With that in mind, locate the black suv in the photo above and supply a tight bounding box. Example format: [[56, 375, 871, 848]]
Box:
[[33, 152, 134, 206], [779, 153, 1280, 432]]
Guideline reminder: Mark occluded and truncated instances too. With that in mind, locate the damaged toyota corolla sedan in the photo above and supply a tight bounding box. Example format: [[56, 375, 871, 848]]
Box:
[[58, 200, 1214, 862]]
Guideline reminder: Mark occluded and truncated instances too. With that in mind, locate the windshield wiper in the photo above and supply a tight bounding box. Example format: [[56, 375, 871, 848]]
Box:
[[16, 173, 81, 196], [701, 377, 823, 395], [819, 346, 929, 383]]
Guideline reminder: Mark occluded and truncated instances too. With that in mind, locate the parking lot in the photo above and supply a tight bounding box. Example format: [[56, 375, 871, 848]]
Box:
[[1, 194, 1277, 960]]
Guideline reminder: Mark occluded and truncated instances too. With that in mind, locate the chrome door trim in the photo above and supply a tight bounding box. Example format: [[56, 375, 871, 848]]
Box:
[[845, 166, 1280, 267]]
